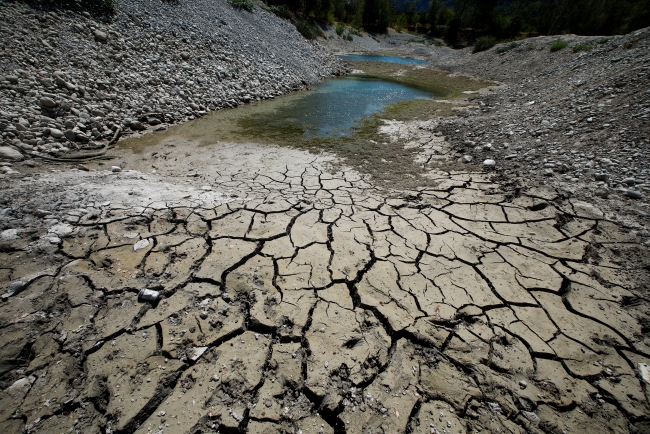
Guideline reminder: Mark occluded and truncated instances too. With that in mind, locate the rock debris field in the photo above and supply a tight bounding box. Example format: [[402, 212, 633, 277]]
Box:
[[1, 1, 650, 434]]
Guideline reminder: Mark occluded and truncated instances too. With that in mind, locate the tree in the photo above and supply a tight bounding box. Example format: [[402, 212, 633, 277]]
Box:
[[426, 0, 440, 34], [363, 0, 391, 31]]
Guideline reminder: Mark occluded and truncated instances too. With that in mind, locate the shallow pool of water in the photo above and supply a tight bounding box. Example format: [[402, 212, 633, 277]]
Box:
[[238, 75, 436, 138], [339, 54, 429, 65]]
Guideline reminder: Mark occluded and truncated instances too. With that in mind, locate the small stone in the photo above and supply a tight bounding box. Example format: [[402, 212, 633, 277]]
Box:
[[624, 189, 644, 200], [595, 187, 610, 198], [93, 30, 108, 43], [519, 380, 527, 389], [49, 128, 64, 139], [483, 159, 496, 167], [462, 155, 473, 163], [2, 281, 27, 299], [0, 146, 23, 161], [111, 166, 122, 173], [595, 173, 609, 181], [49, 223, 73, 238], [62, 129, 76, 141], [133, 238, 150, 251], [622, 177, 636, 185], [40, 97, 57, 108]]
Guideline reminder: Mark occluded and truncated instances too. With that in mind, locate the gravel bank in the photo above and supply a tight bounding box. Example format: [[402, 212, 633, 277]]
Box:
[[0, 0, 345, 162]]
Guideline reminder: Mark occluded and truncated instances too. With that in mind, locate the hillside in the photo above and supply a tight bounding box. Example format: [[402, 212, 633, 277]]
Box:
[[0, 0, 345, 159]]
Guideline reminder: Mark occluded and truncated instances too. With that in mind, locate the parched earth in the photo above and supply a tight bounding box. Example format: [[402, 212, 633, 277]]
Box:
[[1, 126, 650, 433]]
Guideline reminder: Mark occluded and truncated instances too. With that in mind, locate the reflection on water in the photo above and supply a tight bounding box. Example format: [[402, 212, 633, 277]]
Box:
[[239, 76, 436, 138], [339, 54, 429, 65]]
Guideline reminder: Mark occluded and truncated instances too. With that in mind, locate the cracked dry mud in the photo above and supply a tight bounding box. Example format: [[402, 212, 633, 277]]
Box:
[[1, 128, 650, 434]]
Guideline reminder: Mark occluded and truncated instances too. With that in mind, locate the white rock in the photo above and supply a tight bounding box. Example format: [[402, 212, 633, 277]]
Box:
[[1, 228, 20, 240], [133, 238, 150, 251], [49, 223, 73, 238], [483, 159, 496, 167], [111, 166, 122, 172]]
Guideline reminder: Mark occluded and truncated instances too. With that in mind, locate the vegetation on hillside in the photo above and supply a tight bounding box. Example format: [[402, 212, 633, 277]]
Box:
[[262, 0, 650, 45]]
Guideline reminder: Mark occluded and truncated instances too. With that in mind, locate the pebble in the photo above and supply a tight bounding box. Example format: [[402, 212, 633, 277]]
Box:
[[462, 155, 473, 163], [111, 166, 122, 173], [624, 189, 644, 199], [483, 159, 496, 167], [0, 146, 24, 161]]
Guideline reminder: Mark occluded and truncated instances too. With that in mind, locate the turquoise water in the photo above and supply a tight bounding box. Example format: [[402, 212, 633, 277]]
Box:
[[339, 54, 429, 65], [239, 75, 437, 138]]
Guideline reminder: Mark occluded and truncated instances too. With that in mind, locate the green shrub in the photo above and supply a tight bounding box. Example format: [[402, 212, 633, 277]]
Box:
[[350, 28, 363, 37], [550, 39, 568, 52], [597, 37, 610, 44], [472, 36, 497, 53], [336, 23, 345, 36], [346, 34, 353, 41], [526, 43, 535, 50], [573, 42, 592, 52], [228, 0, 254, 11], [295, 21, 317, 39], [268, 5, 290, 19], [496, 41, 519, 54]]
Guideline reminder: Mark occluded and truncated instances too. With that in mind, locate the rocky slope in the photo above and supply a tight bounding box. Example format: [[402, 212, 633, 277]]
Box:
[[0, 0, 345, 163]]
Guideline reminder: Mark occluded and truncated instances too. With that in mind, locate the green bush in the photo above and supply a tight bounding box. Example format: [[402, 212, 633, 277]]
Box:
[[472, 36, 497, 53], [336, 23, 345, 36], [572, 42, 592, 52], [295, 21, 317, 39], [550, 39, 568, 52], [346, 34, 353, 41], [350, 28, 363, 37], [496, 41, 519, 53], [268, 5, 290, 19], [597, 37, 610, 44], [228, 0, 254, 12]]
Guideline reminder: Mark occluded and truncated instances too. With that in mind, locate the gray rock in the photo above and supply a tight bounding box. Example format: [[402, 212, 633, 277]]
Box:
[[40, 97, 57, 108], [111, 166, 122, 172], [2, 281, 26, 299], [0, 146, 23, 161], [622, 177, 636, 185], [64, 129, 77, 141], [462, 155, 473, 163], [624, 189, 644, 200], [483, 159, 496, 167], [129, 121, 146, 131], [595, 187, 610, 198], [93, 29, 108, 43], [49, 128, 64, 139], [594, 173, 609, 181]]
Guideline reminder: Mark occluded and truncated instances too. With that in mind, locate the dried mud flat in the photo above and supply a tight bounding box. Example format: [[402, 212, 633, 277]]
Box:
[[2, 122, 650, 434]]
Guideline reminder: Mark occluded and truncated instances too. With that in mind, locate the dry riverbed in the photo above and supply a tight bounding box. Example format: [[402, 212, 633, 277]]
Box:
[[1, 14, 650, 434]]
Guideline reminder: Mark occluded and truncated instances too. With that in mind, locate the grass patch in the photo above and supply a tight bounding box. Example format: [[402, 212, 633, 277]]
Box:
[[573, 42, 592, 52], [496, 41, 519, 54], [228, 0, 254, 11], [623, 36, 640, 48], [336, 23, 345, 36], [296, 21, 318, 39], [473, 36, 497, 53], [550, 39, 568, 52], [268, 5, 290, 19], [597, 37, 610, 44]]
